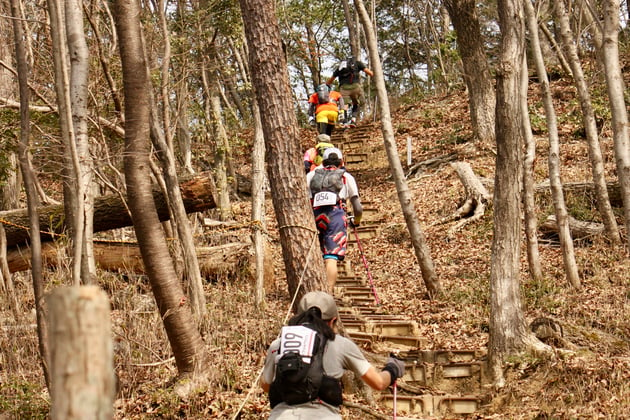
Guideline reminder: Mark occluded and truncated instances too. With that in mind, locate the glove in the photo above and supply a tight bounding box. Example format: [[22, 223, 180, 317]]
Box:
[[308, 115, 315, 126], [382, 356, 405, 386]]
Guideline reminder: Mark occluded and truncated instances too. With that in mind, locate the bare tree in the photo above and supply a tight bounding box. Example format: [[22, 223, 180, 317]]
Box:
[[519, 54, 543, 282], [66, 0, 96, 282], [442, 0, 496, 144], [489, 0, 549, 387], [527, 0, 581, 288], [46, 0, 91, 285], [238, 0, 328, 302], [112, 0, 206, 379], [550, 0, 620, 245], [11, 0, 50, 389], [355, 0, 442, 298], [598, 0, 630, 250]]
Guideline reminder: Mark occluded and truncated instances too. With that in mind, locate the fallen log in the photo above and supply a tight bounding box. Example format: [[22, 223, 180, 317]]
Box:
[[0, 172, 217, 249], [539, 214, 605, 241], [7, 240, 256, 280]]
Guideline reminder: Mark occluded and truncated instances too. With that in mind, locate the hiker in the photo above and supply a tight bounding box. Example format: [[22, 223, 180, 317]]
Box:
[[308, 84, 344, 136], [303, 134, 335, 173], [306, 148, 362, 291], [261, 291, 405, 419], [326, 56, 374, 127]]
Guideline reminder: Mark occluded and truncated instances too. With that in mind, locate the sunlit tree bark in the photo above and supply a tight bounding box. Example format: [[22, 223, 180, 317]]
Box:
[[489, 0, 549, 387], [239, 0, 327, 302]]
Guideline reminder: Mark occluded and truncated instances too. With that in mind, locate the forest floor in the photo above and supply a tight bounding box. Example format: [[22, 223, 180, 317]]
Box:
[[1, 79, 630, 419]]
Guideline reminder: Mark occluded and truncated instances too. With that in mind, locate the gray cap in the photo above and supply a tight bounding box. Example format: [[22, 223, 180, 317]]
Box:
[[316, 133, 331, 143], [298, 291, 338, 320]]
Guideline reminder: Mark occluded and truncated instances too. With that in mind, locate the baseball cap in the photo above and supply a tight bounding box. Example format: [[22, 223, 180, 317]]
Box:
[[322, 147, 342, 161], [298, 291, 339, 320], [316, 133, 331, 143]]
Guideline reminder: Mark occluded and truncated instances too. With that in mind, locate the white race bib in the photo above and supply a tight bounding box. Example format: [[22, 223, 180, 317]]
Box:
[[277, 325, 317, 364], [313, 191, 338, 207]]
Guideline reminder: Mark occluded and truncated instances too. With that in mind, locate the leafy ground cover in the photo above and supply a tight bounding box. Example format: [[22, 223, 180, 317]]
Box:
[[1, 79, 629, 419]]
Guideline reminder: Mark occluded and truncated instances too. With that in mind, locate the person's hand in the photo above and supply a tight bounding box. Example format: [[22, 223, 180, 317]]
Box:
[[308, 116, 315, 126], [383, 356, 405, 385], [348, 216, 360, 228]]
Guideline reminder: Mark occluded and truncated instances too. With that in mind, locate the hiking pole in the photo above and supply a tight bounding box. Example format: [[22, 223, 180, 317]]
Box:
[[393, 380, 398, 420], [351, 222, 380, 305]]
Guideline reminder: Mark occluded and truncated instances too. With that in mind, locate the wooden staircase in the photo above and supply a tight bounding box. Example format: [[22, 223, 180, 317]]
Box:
[[331, 123, 486, 418]]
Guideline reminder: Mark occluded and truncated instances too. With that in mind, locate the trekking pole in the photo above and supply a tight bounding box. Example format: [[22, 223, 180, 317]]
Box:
[[393, 380, 398, 420], [351, 222, 380, 305]]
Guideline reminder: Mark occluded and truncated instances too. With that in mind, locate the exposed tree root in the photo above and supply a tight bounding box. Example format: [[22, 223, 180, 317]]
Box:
[[433, 162, 491, 238]]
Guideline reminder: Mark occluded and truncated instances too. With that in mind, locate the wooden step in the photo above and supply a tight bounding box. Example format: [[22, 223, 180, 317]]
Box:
[[348, 226, 378, 240], [379, 394, 482, 416]]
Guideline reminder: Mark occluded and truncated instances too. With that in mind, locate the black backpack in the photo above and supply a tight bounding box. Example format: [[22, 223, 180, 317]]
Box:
[[338, 57, 357, 82], [316, 84, 330, 104], [269, 324, 327, 407]]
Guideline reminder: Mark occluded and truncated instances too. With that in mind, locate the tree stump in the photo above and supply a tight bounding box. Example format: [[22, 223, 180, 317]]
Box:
[[48, 286, 115, 420]]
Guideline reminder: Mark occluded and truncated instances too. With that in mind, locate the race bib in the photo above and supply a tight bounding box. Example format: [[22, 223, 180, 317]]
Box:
[[278, 325, 317, 363], [313, 191, 337, 207]]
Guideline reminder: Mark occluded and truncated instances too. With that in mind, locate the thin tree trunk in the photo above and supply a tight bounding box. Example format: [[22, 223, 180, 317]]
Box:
[[66, 0, 97, 283], [47, 0, 84, 286], [519, 52, 543, 282], [250, 99, 267, 307], [599, 0, 630, 250], [142, 19, 207, 318], [113, 0, 206, 378], [550, 0, 620, 244], [11, 0, 50, 388], [528, 0, 581, 288], [354, 0, 441, 298]]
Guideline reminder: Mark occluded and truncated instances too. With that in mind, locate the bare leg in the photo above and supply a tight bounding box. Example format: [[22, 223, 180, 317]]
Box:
[[324, 258, 338, 292]]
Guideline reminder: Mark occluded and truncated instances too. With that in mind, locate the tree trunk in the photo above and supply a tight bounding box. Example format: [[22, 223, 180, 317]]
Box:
[[489, 0, 548, 387], [599, 0, 630, 250], [48, 286, 115, 420], [354, 0, 441, 298], [442, 0, 496, 144], [143, 32, 208, 317], [46, 0, 83, 285], [250, 97, 267, 307], [0, 172, 218, 249], [11, 0, 50, 389], [519, 52, 543, 282], [529, 0, 581, 288], [113, 0, 205, 378], [66, 0, 97, 283], [550, 0, 620, 244], [239, 0, 327, 302]]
